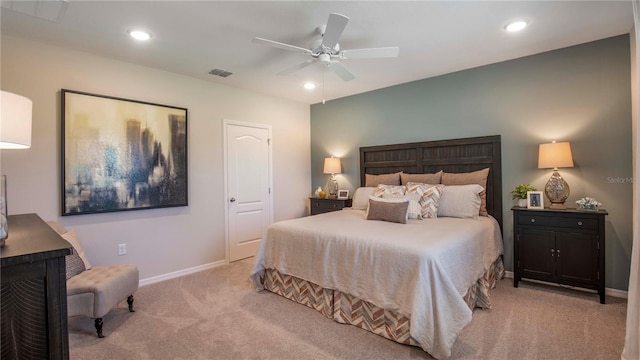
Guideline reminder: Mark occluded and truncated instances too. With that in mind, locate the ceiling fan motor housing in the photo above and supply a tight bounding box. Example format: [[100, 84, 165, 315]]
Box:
[[311, 38, 339, 54]]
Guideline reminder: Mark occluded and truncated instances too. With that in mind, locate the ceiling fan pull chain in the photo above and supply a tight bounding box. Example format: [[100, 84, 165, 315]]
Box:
[[322, 66, 326, 104]]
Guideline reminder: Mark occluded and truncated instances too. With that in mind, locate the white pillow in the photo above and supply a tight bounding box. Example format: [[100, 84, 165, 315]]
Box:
[[61, 229, 92, 270], [437, 184, 484, 219], [351, 187, 376, 210]]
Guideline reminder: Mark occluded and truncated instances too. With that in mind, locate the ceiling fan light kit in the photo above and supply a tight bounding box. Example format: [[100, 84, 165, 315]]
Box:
[[252, 13, 399, 83]]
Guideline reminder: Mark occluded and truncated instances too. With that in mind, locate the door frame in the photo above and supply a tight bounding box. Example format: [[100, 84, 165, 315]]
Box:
[[223, 119, 273, 263]]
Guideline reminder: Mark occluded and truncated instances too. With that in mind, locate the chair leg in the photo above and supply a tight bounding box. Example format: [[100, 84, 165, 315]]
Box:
[[127, 295, 135, 312], [95, 318, 104, 338]]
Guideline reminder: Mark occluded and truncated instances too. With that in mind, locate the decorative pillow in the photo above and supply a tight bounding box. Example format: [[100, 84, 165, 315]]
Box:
[[400, 171, 443, 185], [351, 187, 377, 210], [366, 197, 409, 224], [437, 184, 484, 219], [441, 168, 489, 216], [401, 191, 423, 220], [365, 172, 402, 187], [374, 184, 406, 199], [406, 182, 445, 219], [61, 229, 92, 270], [65, 250, 86, 280]]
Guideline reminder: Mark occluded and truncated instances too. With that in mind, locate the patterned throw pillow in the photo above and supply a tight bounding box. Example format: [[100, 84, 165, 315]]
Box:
[[374, 184, 406, 199], [61, 229, 92, 270], [65, 250, 86, 280], [406, 182, 445, 219]]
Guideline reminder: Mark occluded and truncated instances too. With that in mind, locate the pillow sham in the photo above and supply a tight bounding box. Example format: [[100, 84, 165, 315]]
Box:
[[365, 172, 402, 187], [400, 171, 443, 185], [437, 184, 484, 219], [441, 168, 489, 217], [351, 187, 376, 210], [406, 182, 445, 219], [366, 197, 409, 224], [374, 184, 406, 199]]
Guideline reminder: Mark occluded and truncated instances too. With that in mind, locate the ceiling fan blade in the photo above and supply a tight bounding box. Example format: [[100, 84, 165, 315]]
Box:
[[252, 37, 312, 54], [340, 46, 400, 59], [278, 59, 318, 75], [328, 61, 355, 81], [322, 13, 349, 50]]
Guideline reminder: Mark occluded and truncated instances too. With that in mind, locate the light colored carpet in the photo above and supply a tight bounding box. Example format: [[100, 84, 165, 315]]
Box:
[[69, 258, 627, 359]]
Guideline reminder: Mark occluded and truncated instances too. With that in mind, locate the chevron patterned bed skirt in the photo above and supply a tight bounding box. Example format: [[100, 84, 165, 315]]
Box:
[[262, 256, 504, 349]]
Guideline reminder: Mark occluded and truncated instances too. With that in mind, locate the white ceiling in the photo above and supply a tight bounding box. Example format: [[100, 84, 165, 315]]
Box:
[[0, 1, 634, 105]]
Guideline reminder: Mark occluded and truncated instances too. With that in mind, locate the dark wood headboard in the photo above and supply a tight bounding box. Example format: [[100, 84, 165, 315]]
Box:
[[360, 135, 502, 230]]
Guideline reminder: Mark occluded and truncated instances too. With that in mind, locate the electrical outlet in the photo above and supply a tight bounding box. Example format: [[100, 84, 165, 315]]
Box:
[[118, 243, 127, 256]]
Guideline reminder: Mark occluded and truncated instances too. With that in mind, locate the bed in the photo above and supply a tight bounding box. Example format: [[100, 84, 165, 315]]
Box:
[[250, 135, 504, 359]]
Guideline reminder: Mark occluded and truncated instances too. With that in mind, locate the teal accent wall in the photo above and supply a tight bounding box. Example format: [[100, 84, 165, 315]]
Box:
[[310, 35, 632, 291]]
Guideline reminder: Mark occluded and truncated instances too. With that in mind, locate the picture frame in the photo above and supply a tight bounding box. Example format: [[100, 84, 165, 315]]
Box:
[[337, 189, 349, 199], [527, 191, 544, 209], [61, 89, 188, 216]]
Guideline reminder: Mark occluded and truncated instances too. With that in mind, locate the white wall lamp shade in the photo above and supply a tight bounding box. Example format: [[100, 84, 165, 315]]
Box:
[[323, 157, 341, 174], [1, 91, 32, 149]]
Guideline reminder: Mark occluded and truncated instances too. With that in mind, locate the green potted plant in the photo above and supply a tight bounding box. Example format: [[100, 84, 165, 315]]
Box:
[[512, 183, 536, 207]]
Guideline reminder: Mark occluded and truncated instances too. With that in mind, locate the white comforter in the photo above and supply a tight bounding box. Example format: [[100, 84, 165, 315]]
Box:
[[250, 209, 503, 359]]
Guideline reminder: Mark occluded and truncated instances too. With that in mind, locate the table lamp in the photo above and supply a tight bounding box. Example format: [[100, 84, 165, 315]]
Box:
[[1, 90, 33, 245], [323, 156, 341, 199], [538, 141, 573, 209]]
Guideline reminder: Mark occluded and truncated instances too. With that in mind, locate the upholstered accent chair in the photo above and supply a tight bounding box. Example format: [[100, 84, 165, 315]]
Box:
[[47, 221, 139, 338]]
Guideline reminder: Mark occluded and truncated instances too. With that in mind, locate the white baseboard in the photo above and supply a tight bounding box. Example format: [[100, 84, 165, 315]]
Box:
[[503, 270, 628, 299], [139, 259, 227, 287]]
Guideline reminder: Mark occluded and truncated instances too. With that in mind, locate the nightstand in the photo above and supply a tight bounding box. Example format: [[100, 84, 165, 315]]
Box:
[[310, 197, 352, 215], [512, 207, 608, 303]]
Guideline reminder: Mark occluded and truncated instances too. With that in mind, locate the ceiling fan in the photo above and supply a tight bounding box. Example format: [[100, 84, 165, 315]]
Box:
[[252, 13, 399, 82]]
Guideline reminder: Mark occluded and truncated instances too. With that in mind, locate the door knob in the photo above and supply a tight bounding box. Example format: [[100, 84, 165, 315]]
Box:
[[230, 197, 236, 203]]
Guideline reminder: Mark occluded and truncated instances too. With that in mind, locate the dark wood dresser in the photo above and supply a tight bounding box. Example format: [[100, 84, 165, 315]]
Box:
[[1, 213, 72, 359], [310, 197, 352, 215], [512, 207, 607, 303]]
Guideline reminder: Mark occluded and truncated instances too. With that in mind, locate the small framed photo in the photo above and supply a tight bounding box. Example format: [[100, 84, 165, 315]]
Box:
[[337, 190, 349, 199], [527, 191, 544, 209]]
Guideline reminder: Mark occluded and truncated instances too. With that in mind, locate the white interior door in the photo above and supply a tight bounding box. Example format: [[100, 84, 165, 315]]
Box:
[[224, 120, 272, 262]]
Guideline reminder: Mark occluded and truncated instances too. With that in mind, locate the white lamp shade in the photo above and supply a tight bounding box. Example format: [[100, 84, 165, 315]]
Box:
[[1, 91, 32, 149], [538, 142, 574, 169], [323, 157, 341, 174]]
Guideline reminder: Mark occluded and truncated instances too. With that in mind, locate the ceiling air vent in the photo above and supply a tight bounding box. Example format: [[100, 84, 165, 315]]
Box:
[[208, 68, 233, 78]]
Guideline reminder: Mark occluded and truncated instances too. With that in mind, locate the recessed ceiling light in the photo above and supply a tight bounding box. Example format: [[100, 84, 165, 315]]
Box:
[[505, 20, 528, 32], [303, 82, 316, 90], [129, 29, 152, 41]]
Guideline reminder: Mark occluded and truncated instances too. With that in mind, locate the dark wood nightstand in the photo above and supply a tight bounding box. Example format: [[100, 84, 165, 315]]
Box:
[[1, 214, 72, 359], [310, 197, 352, 215], [512, 207, 608, 303]]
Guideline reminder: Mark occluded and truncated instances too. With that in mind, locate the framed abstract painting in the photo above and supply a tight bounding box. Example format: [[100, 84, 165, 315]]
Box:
[[61, 89, 188, 216]]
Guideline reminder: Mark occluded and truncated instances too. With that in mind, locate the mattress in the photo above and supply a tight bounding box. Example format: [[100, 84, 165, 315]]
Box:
[[250, 209, 504, 359]]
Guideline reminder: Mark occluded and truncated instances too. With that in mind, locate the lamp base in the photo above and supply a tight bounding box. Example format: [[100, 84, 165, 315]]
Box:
[[326, 176, 339, 199], [0, 175, 7, 246], [544, 170, 570, 210], [548, 202, 567, 210]]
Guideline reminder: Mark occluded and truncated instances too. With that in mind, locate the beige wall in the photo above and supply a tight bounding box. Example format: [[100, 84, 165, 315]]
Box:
[[0, 35, 311, 281]]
